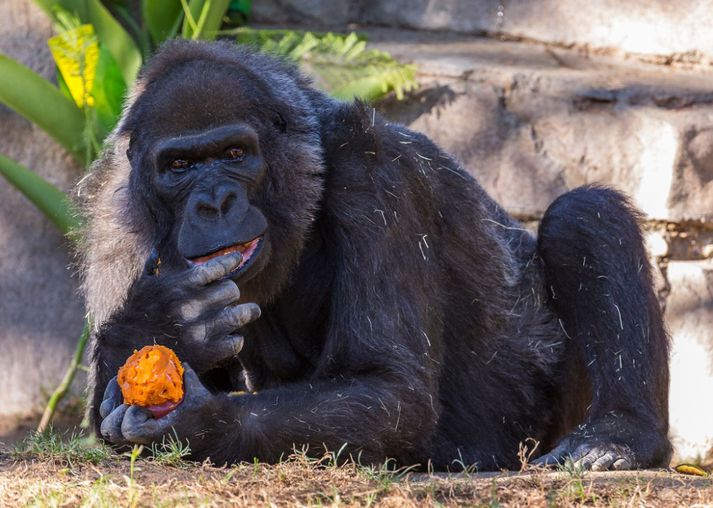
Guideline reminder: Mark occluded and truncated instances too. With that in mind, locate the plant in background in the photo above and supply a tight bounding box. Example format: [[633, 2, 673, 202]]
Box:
[[0, 0, 418, 431], [235, 28, 417, 101]]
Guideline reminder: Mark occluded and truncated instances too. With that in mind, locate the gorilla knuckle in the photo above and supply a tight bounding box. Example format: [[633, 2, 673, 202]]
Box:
[[178, 300, 203, 321]]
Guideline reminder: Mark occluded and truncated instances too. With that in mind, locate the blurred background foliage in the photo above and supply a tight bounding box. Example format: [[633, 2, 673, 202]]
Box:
[[0, 0, 417, 431]]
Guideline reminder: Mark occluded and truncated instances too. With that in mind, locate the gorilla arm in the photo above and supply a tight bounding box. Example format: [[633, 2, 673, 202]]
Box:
[[99, 232, 443, 464], [97, 100, 444, 464], [89, 251, 260, 437], [98, 171, 444, 465]]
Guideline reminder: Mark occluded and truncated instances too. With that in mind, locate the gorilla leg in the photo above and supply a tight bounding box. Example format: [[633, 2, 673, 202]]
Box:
[[534, 186, 671, 470]]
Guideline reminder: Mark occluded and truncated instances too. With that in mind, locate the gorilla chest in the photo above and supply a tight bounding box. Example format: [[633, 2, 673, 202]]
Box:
[[240, 232, 334, 389], [241, 287, 331, 390]]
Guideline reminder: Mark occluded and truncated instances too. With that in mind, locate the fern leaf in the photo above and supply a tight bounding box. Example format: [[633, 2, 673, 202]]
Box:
[[235, 28, 418, 102]]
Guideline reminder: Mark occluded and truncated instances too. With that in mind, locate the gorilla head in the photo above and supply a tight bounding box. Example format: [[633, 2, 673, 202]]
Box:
[[118, 41, 325, 303]]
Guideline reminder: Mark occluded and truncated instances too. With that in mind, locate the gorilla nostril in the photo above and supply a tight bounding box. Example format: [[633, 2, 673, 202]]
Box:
[[220, 193, 236, 216], [197, 203, 219, 218]]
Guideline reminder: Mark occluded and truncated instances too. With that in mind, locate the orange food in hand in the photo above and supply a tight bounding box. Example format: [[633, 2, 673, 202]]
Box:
[[118, 345, 184, 407]]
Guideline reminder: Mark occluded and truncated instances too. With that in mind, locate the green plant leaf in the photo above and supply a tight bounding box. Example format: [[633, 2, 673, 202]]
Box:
[[48, 24, 100, 108], [91, 45, 126, 137], [224, 0, 251, 26], [235, 29, 418, 102], [142, 0, 184, 45], [229, 0, 251, 16], [0, 154, 76, 233], [107, 2, 152, 59], [182, 0, 231, 40], [0, 54, 86, 164], [34, 0, 142, 84], [48, 25, 126, 156]]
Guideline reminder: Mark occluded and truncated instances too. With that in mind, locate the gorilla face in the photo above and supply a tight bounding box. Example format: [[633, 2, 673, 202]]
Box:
[[120, 51, 324, 303], [152, 122, 270, 284]]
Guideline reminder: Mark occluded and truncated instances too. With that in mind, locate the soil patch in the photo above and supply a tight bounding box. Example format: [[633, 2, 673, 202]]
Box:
[[1, 452, 711, 507]]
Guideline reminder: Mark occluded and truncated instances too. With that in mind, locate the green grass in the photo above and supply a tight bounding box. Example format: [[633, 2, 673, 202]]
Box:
[[12, 427, 112, 466], [148, 431, 191, 467], [555, 458, 600, 504]]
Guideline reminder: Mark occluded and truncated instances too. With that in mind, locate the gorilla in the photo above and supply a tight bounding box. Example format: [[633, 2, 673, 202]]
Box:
[[77, 39, 671, 470]]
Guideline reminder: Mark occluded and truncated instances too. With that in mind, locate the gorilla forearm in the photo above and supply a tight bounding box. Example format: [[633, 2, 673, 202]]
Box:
[[194, 376, 435, 465]]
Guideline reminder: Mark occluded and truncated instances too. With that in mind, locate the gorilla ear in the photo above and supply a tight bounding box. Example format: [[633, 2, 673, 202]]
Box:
[[126, 136, 135, 161], [272, 111, 287, 132]]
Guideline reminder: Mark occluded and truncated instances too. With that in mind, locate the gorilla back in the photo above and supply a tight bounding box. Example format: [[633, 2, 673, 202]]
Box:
[[77, 40, 671, 470]]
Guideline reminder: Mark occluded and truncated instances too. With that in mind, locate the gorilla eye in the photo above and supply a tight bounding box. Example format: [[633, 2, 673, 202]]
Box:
[[169, 159, 190, 172], [225, 147, 245, 160]]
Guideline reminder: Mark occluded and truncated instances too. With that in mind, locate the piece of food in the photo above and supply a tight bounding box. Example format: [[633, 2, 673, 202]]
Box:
[[118, 345, 184, 418], [674, 463, 709, 477]]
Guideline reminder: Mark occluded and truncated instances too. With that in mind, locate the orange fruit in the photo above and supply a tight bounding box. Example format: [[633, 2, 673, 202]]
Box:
[[118, 345, 184, 417]]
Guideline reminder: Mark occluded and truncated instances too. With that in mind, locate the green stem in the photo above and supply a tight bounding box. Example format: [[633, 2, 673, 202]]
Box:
[[37, 320, 91, 433], [180, 0, 199, 35]]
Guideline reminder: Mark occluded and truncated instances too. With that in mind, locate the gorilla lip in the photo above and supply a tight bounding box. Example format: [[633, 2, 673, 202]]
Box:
[[189, 237, 262, 270]]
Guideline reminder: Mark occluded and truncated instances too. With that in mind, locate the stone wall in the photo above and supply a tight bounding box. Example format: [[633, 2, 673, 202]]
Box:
[[254, 0, 713, 62], [0, 0, 85, 421]]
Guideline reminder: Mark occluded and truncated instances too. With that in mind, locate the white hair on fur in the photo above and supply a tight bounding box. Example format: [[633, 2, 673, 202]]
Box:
[[75, 133, 151, 329]]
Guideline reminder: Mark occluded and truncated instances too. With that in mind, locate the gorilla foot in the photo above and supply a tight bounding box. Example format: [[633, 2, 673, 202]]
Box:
[[532, 441, 635, 471]]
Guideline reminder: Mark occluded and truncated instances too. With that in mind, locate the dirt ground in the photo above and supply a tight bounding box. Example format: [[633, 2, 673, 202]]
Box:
[[1, 446, 711, 507]]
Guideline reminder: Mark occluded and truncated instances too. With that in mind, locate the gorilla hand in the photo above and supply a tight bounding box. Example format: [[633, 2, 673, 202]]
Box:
[[123, 250, 261, 374], [100, 363, 237, 458]]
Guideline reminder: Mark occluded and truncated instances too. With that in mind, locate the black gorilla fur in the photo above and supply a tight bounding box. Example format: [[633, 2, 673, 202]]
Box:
[[77, 40, 671, 470]]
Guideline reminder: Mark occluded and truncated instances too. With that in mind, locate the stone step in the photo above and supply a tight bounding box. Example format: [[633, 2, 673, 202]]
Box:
[[369, 28, 713, 224], [254, 1, 713, 63], [665, 259, 713, 464]]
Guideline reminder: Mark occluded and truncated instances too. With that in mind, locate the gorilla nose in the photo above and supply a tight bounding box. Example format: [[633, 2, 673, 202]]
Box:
[[195, 189, 237, 219]]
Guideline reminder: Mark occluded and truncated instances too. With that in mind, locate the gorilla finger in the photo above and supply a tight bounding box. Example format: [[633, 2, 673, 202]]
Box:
[[531, 453, 563, 467], [100, 377, 122, 419], [532, 441, 569, 466], [100, 404, 129, 445], [209, 303, 261, 336], [591, 451, 617, 471], [182, 362, 212, 399], [576, 448, 603, 470], [121, 405, 160, 444], [612, 458, 633, 470], [204, 335, 244, 366], [187, 252, 243, 287], [178, 280, 241, 321], [204, 279, 241, 307], [568, 444, 593, 465]]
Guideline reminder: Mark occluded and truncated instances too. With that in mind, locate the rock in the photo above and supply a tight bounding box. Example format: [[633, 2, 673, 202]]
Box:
[[252, 0, 713, 61], [360, 0, 495, 35], [665, 260, 713, 464], [252, 0, 361, 26], [0, 0, 85, 418], [646, 231, 670, 259], [373, 29, 713, 222], [668, 128, 713, 222]]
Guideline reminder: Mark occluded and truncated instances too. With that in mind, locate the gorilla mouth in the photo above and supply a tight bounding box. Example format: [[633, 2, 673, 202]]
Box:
[[190, 237, 263, 270]]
